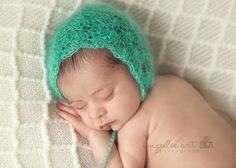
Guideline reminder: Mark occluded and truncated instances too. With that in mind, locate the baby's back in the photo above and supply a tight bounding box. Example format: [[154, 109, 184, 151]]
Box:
[[145, 75, 236, 168]]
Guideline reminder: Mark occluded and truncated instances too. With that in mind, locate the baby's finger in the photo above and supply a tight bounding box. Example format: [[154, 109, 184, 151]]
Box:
[[58, 111, 91, 138], [57, 100, 69, 106], [56, 102, 78, 116]]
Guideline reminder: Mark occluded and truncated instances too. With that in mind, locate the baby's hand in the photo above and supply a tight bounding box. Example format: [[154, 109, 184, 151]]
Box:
[[56, 100, 78, 117], [56, 100, 93, 139]]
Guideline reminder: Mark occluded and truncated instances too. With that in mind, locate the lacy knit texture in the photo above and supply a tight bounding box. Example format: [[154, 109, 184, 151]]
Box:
[[46, 2, 155, 102]]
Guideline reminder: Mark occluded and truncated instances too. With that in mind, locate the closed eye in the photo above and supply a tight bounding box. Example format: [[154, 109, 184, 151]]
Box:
[[97, 88, 114, 99], [71, 88, 114, 111]]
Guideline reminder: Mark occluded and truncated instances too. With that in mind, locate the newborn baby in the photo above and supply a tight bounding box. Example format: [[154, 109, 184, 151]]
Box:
[[46, 3, 236, 168]]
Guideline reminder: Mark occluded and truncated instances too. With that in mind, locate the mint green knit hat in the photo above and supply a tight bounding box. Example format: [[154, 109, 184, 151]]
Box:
[[45, 2, 155, 102]]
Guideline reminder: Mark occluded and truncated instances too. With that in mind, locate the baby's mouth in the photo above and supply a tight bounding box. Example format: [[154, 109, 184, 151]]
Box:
[[99, 121, 114, 130]]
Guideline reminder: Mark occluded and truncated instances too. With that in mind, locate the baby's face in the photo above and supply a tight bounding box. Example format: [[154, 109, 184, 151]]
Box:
[[57, 61, 141, 131]]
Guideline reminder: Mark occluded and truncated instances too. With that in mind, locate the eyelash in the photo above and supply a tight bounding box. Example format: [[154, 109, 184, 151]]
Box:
[[76, 90, 114, 111]]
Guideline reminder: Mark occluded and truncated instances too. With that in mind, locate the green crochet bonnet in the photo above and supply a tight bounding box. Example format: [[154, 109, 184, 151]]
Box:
[[45, 2, 155, 102]]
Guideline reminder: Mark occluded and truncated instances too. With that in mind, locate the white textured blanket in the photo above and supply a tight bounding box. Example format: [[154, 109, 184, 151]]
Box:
[[0, 0, 235, 167]]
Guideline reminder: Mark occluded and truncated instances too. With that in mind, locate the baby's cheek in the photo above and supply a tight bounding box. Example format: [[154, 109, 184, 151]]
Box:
[[116, 93, 139, 115], [81, 114, 95, 128]]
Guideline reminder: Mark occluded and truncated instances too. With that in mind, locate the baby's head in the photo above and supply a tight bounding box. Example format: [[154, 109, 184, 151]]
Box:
[[57, 48, 141, 131], [46, 3, 155, 131]]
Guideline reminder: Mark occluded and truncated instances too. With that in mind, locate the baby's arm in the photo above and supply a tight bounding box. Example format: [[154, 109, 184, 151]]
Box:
[[88, 130, 123, 167], [117, 120, 147, 168], [89, 127, 147, 168]]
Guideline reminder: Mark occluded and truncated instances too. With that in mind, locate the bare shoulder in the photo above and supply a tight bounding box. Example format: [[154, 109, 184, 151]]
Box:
[[146, 74, 236, 168], [150, 74, 203, 100], [148, 74, 220, 115]]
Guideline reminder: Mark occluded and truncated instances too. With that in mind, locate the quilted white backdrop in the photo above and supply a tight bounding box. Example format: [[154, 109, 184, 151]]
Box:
[[0, 0, 235, 167]]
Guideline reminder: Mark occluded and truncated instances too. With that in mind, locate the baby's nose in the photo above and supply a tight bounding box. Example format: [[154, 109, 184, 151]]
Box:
[[90, 107, 107, 119]]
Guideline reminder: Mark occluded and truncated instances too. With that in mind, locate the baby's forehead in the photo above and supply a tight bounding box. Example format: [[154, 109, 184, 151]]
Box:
[[58, 48, 119, 77], [61, 59, 118, 81]]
